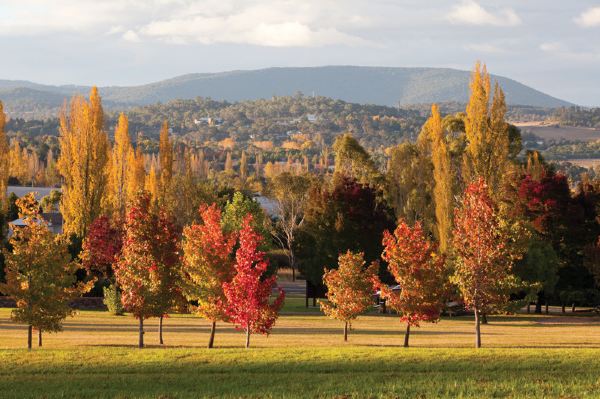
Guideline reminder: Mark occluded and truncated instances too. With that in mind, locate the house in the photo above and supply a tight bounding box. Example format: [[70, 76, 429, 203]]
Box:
[[9, 212, 63, 235]]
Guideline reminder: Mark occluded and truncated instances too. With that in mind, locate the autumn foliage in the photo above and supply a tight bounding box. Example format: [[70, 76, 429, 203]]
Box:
[[114, 192, 182, 348], [182, 203, 237, 348], [223, 215, 285, 348], [320, 251, 379, 341], [1, 194, 93, 349], [452, 178, 520, 348], [381, 219, 448, 346]]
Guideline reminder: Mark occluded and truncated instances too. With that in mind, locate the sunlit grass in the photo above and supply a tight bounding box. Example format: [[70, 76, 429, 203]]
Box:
[[1, 307, 600, 397]]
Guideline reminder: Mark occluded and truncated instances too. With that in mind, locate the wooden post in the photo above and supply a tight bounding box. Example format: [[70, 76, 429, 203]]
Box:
[[38, 329, 42, 347]]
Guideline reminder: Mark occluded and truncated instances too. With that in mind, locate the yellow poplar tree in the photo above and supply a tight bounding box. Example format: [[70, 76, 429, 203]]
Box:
[[158, 121, 173, 204], [127, 145, 146, 201], [107, 113, 133, 218], [57, 87, 110, 238], [429, 104, 453, 253], [145, 164, 160, 205], [462, 62, 510, 194], [0, 101, 8, 211]]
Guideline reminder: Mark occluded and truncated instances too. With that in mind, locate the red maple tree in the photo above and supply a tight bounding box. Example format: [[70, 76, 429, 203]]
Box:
[[181, 203, 237, 348], [114, 192, 182, 348], [223, 215, 285, 348], [80, 215, 123, 280], [381, 219, 448, 347]]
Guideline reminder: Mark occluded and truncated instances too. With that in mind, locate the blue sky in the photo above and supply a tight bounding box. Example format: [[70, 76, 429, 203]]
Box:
[[0, 0, 599, 105]]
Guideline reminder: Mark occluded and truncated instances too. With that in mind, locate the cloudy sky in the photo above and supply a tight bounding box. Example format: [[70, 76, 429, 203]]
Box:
[[0, 0, 599, 105]]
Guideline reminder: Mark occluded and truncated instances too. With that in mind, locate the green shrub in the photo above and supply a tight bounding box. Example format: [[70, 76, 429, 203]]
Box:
[[103, 285, 124, 315]]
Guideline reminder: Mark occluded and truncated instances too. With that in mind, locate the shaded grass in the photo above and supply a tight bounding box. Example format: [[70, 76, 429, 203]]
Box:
[[1, 347, 600, 398]]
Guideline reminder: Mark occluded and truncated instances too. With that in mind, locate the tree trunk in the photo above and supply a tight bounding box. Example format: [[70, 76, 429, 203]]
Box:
[[208, 321, 216, 349], [159, 316, 164, 345], [481, 313, 488, 325], [572, 303, 576, 313], [291, 267, 296, 282], [344, 321, 348, 342], [535, 292, 543, 314], [474, 309, 481, 348], [527, 303, 531, 314], [27, 325, 32, 350], [38, 329, 42, 347], [545, 301, 549, 315], [245, 329, 250, 349], [562, 304, 566, 313], [138, 318, 144, 349], [403, 323, 410, 348]]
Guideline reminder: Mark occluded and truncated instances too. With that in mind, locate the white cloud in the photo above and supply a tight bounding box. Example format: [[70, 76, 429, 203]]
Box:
[[575, 7, 600, 27], [540, 41, 599, 61], [136, 1, 372, 47], [464, 43, 506, 53], [0, 0, 372, 47], [447, 0, 521, 27], [122, 30, 141, 43]]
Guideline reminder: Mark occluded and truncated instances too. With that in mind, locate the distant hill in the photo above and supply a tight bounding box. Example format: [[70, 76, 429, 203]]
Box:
[[0, 66, 572, 118]]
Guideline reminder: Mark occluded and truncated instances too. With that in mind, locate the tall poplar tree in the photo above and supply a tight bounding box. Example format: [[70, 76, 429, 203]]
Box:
[[57, 87, 110, 238], [429, 104, 453, 252], [108, 113, 133, 218], [126, 144, 146, 201], [462, 62, 510, 194], [158, 121, 173, 204], [0, 101, 8, 213]]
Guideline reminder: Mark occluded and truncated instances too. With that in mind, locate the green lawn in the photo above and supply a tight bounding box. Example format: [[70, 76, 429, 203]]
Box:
[[1, 308, 600, 398]]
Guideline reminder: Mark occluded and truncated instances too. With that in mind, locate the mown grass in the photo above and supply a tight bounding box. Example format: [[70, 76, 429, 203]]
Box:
[[1, 308, 600, 398]]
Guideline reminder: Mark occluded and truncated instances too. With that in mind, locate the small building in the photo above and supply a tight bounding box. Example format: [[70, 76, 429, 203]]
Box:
[[9, 212, 64, 235]]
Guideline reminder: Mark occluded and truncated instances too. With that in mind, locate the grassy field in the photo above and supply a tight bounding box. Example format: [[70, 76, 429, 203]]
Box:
[[1, 305, 600, 398]]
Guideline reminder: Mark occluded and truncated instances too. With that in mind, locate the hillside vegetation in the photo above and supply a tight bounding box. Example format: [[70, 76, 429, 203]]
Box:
[[0, 66, 571, 119]]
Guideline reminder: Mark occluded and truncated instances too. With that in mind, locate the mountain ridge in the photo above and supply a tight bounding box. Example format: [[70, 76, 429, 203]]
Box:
[[0, 66, 573, 118]]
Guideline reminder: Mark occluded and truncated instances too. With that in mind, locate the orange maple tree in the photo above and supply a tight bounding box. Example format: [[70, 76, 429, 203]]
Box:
[[320, 251, 379, 341], [381, 219, 448, 347]]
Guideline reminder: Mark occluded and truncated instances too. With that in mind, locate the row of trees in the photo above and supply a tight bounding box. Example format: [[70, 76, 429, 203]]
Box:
[[0, 62, 599, 350], [2, 191, 284, 349]]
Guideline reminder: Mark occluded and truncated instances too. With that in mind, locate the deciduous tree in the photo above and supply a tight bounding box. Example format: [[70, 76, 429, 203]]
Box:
[[57, 87, 110, 238], [451, 178, 522, 348], [429, 104, 453, 252], [268, 173, 311, 281], [1, 194, 93, 349], [0, 101, 8, 213], [182, 204, 236, 348], [381, 220, 448, 347], [320, 251, 378, 341], [107, 113, 133, 218], [114, 192, 181, 348], [223, 215, 285, 348]]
